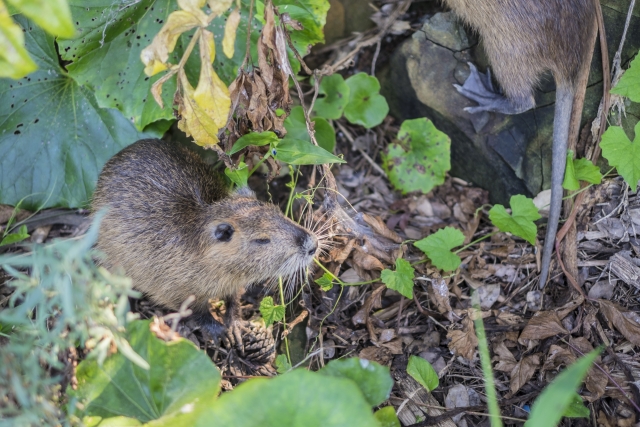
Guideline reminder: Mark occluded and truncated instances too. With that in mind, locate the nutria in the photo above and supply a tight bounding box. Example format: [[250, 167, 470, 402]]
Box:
[[92, 138, 318, 340], [444, 0, 598, 287]]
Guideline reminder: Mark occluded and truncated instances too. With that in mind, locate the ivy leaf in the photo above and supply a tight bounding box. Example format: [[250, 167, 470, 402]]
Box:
[[224, 162, 249, 188], [315, 273, 334, 291], [563, 150, 602, 191], [229, 131, 279, 155], [284, 106, 336, 153], [489, 195, 541, 245], [275, 138, 345, 165], [0, 17, 161, 210], [259, 296, 285, 327], [600, 123, 640, 192], [380, 258, 415, 299], [381, 118, 451, 195], [610, 54, 640, 102], [343, 73, 389, 128], [313, 74, 350, 119], [406, 355, 439, 392], [414, 227, 464, 272]]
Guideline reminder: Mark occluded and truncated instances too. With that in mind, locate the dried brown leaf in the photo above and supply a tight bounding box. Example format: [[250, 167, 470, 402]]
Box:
[[352, 248, 384, 271], [447, 316, 478, 360], [492, 341, 517, 372], [428, 278, 452, 318], [519, 311, 569, 343], [509, 353, 540, 395], [598, 300, 640, 346], [361, 213, 403, 243]]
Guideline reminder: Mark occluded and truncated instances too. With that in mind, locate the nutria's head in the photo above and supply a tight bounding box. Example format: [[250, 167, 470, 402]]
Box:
[[199, 188, 318, 293]]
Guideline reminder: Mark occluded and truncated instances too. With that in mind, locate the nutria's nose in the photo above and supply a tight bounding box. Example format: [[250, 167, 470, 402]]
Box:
[[295, 228, 318, 256]]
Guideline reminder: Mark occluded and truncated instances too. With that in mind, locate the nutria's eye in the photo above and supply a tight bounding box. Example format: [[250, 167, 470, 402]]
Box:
[[214, 223, 234, 242], [253, 238, 271, 245]]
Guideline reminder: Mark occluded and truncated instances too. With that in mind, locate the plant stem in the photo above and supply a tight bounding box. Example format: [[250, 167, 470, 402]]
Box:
[[455, 231, 498, 254], [278, 276, 291, 365]]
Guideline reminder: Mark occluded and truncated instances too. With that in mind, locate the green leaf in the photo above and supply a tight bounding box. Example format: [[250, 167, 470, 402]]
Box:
[[343, 73, 389, 128], [229, 131, 279, 155], [273, 0, 329, 57], [205, 369, 379, 427], [284, 106, 336, 153], [275, 138, 345, 165], [563, 150, 602, 190], [0, 225, 29, 247], [0, 9, 37, 79], [319, 358, 394, 407], [562, 392, 590, 418], [414, 227, 464, 272], [380, 258, 415, 299], [374, 407, 401, 427], [525, 348, 600, 427], [70, 319, 222, 423], [610, 54, 640, 102], [224, 162, 249, 187], [7, 0, 74, 38], [313, 74, 350, 119], [259, 296, 285, 327], [275, 354, 292, 374], [315, 273, 334, 291], [489, 195, 541, 245], [600, 123, 640, 192], [0, 17, 161, 210], [406, 355, 439, 392], [381, 118, 451, 195]]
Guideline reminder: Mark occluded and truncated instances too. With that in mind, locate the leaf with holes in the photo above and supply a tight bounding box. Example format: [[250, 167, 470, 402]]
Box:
[[382, 118, 451, 195], [600, 123, 640, 192], [380, 258, 415, 299], [0, 17, 161, 210], [343, 73, 388, 128], [414, 227, 464, 272], [313, 74, 349, 119], [489, 195, 541, 245]]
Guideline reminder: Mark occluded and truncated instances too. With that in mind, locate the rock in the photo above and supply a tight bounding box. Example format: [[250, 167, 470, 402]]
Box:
[[379, 1, 640, 204]]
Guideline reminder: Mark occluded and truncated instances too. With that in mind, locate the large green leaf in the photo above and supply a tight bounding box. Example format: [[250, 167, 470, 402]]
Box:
[[70, 320, 222, 424], [0, 17, 159, 210], [600, 122, 640, 192], [204, 369, 380, 427]]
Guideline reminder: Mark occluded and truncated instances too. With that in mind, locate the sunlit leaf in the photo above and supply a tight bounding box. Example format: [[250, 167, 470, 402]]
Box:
[[610, 54, 640, 102], [177, 69, 221, 147], [0, 6, 37, 79]]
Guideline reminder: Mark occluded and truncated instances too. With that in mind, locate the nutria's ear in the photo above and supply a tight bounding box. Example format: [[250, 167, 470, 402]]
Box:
[[233, 186, 256, 198]]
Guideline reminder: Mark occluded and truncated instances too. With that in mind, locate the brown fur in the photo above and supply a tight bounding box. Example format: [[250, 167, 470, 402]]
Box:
[[92, 139, 318, 314]]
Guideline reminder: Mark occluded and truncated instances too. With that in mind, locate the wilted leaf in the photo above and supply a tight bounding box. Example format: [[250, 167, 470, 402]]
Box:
[[509, 353, 540, 395], [0, 7, 37, 79], [600, 123, 640, 192], [598, 299, 640, 346], [7, 0, 74, 38], [492, 341, 517, 372], [382, 117, 451, 195], [380, 258, 415, 299], [193, 30, 231, 129], [447, 316, 478, 360], [406, 355, 439, 392], [259, 296, 285, 326], [313, 74, 350, 119], [610, 54, 640, 102], [177, 69, 222, 146], [319, 358, 393, 407], [489, 195, 541, 245], [519, 311, 569, 342], [414, 227, 464, 272], [343, 73, 388, 128], [222, 6, 241, 58]]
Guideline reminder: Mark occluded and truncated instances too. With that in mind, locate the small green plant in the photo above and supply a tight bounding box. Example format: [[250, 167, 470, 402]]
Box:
[[259, 295, 285, 327], [610, 53, 640, 102], [406, 355, 439, 393], [380, 258, 415, 299], [600, 122, 640, 191], [71, 318, 397, 427], [562, 150, 602, 190], [488, 195, 541, 246], [415, 227, 465, 272]]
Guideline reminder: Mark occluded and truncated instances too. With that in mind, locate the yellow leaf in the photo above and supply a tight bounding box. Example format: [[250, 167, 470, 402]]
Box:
[[177, 0, 207, 14], [140, 10, 207, 76], [222, 7, 240, 58], [177, 69, 221, 147], [207, 0, 233, 16], [194, 30, 231, 129], [6, 0, 74, 38], [0, 3, 37, 79]]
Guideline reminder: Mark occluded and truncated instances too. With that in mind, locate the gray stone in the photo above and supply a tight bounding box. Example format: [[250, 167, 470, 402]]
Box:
[[419, 12, 472, 51]]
